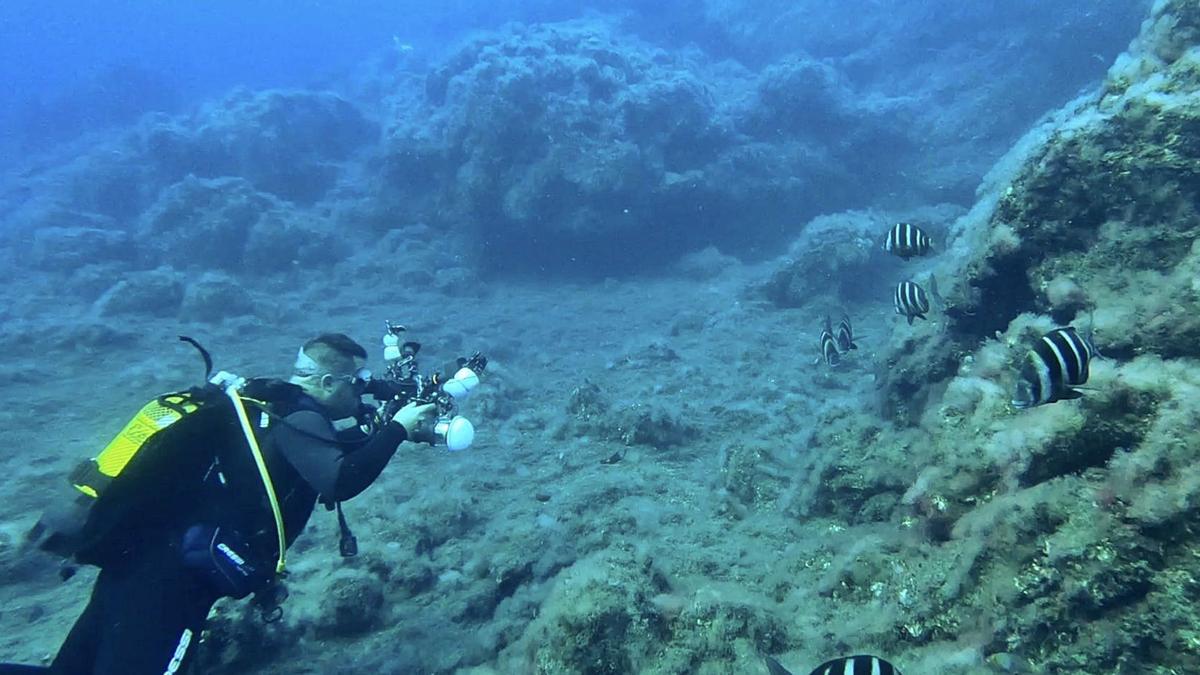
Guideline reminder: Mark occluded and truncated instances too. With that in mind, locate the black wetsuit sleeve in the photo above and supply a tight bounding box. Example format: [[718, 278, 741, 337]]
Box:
[[273, 410, 409, 502]]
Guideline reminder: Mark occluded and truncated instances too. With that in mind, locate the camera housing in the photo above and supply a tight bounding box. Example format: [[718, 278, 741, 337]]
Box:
[[364, 322, 487, 450]]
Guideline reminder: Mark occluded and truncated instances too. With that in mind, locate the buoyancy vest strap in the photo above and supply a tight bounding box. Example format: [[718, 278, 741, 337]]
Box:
[[222, 384, 288, 575]]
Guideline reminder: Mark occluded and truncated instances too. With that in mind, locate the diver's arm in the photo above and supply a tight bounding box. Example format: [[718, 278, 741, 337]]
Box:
[[329, 421, 408, 500], [274, 410, 408, 501]]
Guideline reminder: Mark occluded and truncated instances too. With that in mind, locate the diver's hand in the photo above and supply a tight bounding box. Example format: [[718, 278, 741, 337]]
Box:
[[391, 402, 437, 434]]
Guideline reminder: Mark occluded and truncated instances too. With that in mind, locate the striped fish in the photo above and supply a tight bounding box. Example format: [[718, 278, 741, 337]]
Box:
[[893, 281, 930, 325], [764, 654, 903, 675], [821, 316, 841, 366], [1012, 326, 1095, 408], [884, 222, 933, 259], [835, 315, 857, 352]]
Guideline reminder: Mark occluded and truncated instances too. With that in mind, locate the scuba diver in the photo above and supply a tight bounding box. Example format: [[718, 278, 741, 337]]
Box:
[[0, 332, 460, 674]]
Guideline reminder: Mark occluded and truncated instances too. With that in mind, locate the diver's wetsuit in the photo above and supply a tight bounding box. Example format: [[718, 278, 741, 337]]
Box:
[[0, 388, 408, 675]]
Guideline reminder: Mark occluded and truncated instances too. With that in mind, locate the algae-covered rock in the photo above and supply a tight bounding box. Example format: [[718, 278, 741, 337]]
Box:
[[195, 597, 302, 672], [802, 410, 911, 521], [717, 442, 790, 512], [869, 0, 1200, 428], [944, 0, 1200, 361], [179, 272, 257, 321], [312, 567, 387, 638], [382, 20, 738, 274], [756, 211, 883, 308], [878, 297, 1200, 670], [757, 205, 964, 309], [94, 267, 185, 317], [557, 377, 697, 449], [378, 18, 947, 276], [65, 263, 129, 302], [30, 225, 130, 270], [136, 176, 270, 270], [137, 175, 347, 274], [615, 403, 698, 450], [507, 550, 783, 674], [802, 5, 1200, 672], [161, 89, 377, 204]]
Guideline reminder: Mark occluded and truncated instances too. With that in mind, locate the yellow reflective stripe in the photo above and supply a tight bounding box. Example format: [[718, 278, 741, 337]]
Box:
[[224, 388, 287, 574], [73, 484, 99, 498]]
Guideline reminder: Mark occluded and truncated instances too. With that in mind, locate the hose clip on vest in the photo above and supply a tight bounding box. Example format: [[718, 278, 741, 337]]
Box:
[[210, 370, 247, 391]]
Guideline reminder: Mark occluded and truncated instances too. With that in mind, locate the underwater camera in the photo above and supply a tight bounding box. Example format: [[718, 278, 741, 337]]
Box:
[[363, 321, 487, 451]]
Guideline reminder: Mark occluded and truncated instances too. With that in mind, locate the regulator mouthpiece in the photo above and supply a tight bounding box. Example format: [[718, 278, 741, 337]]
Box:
[[441, 367, 481, 399], [436, 416, 475, 451]]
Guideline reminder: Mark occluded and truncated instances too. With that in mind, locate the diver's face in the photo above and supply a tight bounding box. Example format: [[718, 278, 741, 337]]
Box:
[[313, 360, 368, 418]]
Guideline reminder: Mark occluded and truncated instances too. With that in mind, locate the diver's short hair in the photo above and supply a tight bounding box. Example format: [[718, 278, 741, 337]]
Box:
[[300, 333, 367, 376]]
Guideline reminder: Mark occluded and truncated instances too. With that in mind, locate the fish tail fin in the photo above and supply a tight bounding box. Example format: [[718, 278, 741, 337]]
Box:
[[1084, 331, 1104, 360], [929, 274, 945, 307], [762, 654, 794, 675], [1083, 310, 1105, 359]]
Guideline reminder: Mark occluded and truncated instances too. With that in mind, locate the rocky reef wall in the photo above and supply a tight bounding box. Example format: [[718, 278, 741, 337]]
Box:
[[763, 1, 1200, 670]]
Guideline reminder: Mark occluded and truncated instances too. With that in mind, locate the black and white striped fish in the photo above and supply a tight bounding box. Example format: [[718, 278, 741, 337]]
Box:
[[820, 316, 841, 366], [835, 315, 858, 352], [764, 654, 903, 675], [884, 222, 933, 259], [1012, 326, 1096, 408], [893, 281, 930, 325]]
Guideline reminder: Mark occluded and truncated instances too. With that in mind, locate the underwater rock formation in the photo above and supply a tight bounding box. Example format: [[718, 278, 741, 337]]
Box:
[[8, 89, 373, 228], [1, 88, 373, 303], [138, 175, 347, 274], [180, 272, 259, 321], [30, 225, 130, 270], [726, 2, 1200, 671], [501, 549, 784, 674], [755, 205, 963, 308], [377, 20, 738, 274], [142, 89, 377, 205], [93, 267, 186, 318], [945, 0, 1200, 357], [0, 3, 1150, 284], [802, 1, 1200, 670], [704, 0, 1149, 198], [375, 19, 940, 276]]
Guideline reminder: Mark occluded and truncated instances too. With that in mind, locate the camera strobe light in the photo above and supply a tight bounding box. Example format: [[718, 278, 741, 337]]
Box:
[[437, 416, 475, 451], [442, 368, 480, 399]]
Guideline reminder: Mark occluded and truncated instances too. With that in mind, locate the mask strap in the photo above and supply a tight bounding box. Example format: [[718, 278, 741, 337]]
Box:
[[294, 349, 321, 376]]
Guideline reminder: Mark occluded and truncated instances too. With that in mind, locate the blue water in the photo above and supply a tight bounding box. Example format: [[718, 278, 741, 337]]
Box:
[[2, 0, 1146, 171]]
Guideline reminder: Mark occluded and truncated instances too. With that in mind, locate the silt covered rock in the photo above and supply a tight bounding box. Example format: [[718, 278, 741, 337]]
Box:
[[137, 175, 347, 274], [148, 89, 377, 205], [94, 267, 185, 318]]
